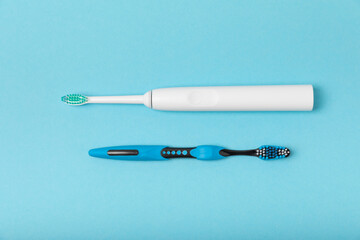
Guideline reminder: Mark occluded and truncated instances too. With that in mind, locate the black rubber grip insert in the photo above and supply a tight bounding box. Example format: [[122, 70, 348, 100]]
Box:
[[161, 147, 195, 159], [107, 150, 139, 156]]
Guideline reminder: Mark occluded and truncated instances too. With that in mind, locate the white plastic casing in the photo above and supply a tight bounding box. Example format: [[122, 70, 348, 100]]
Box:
[[149, 85, 314, 111]]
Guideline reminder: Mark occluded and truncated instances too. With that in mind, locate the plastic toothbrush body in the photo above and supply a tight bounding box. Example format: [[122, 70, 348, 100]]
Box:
[[88, 145, 290, 161]]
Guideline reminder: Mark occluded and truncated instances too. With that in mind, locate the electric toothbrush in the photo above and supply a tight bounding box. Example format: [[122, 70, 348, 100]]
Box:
[[62, 85, 313, 111]]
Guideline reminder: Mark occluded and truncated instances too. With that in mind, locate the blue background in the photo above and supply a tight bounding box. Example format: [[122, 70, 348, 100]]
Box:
[[1, 0, 360, 239]]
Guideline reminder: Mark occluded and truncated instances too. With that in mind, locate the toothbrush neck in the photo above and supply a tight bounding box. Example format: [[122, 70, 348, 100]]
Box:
[[219, 149, 257, 157], [87, 95, 144, 104]]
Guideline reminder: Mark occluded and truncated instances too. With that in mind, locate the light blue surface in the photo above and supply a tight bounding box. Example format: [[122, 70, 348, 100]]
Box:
[[1, 0, 360, 239]]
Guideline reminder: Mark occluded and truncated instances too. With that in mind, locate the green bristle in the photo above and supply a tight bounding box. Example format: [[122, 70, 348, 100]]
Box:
[[61, 94, 88, 105]]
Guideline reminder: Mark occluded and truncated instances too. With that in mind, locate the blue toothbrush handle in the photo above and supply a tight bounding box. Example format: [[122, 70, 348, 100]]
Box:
[[89, 145, 226, 161], [89, 145, 168, 161]]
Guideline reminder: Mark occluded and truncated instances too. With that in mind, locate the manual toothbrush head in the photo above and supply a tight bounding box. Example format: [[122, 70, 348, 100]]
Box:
[[61, 94, 88, 105], [256, 145, 290, 160]]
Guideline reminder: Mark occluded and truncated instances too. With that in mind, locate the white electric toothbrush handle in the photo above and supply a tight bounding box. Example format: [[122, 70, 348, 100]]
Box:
[[87, 95, 144, 104], [150, 85, 314, 111]]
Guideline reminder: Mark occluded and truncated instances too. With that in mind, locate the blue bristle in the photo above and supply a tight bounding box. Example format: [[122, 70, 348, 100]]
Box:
[[257, 145, 290, 160]]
